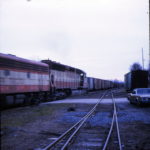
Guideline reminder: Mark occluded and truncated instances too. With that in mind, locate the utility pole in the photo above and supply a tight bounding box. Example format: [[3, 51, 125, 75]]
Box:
[[149, 0, 150, 87], [149, 0, 150, 73], [142, 48, 144, 70], [148, 0, 150, 72]]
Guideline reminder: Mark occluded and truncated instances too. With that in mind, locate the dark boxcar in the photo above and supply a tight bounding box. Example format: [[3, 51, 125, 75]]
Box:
[[124, 70, 148, 92], [94, 78, 101, 90]]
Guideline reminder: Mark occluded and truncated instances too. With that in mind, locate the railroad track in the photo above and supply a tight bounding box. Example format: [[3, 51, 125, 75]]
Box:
[[102, 92, 122, 150], [42, 90, 123, 150]]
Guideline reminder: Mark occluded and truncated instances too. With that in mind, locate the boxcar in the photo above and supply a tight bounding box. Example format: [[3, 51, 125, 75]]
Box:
[[94, 78, 102, 90], [87, 77, 94, 91], [124, 70, 148, 92], [87, 77, 113, 91]]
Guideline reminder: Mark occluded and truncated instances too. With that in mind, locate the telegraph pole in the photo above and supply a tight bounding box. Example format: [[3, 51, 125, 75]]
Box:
[[149, 0, 150, 72], [142, 48, 144, 70], [148, 0, 150, 87], [148, 0, 150, 72]]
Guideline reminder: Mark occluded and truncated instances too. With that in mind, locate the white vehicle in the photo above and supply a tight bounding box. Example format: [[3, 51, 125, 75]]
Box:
[[127, 88, 150, 105]]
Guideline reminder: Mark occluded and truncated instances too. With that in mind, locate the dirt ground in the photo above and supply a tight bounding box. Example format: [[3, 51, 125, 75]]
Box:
[[1, 89, 150, 150]]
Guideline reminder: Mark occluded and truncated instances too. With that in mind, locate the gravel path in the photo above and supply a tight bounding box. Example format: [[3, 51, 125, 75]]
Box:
[[44, 98, 127, 104]]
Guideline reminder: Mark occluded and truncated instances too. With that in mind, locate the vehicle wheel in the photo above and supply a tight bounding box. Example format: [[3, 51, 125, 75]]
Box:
[[136, 101, 143, 107]]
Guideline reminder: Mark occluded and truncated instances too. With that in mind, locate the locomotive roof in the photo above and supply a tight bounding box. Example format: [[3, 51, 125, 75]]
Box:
[[42, 59, 86, 74], [0, 53, 48, 67], [0, 53, 86, 74]]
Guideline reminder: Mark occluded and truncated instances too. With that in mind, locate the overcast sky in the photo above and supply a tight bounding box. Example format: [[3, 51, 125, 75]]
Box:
[[0, 0, 149, 81]]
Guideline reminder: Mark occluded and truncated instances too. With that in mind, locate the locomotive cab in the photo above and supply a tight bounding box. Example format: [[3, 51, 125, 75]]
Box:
[[80, 73, 84, 86]]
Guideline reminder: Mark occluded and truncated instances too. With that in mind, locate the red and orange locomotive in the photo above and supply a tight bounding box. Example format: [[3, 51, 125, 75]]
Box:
[[0, 53, 87, 107]]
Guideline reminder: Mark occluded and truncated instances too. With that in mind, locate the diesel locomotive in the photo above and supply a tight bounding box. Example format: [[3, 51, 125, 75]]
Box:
[[0, 53, 113, 108]]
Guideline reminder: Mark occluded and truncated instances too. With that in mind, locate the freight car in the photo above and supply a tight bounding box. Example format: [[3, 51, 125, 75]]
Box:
[[87, 77, 113, 91], [0, 53, 87, 108], [124, 70, 148, 92], [87, 77, 95, 91]]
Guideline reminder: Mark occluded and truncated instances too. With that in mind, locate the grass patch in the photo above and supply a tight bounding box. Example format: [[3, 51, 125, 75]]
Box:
[[1, 106, 56, 128], [1, 104, 69, 128]]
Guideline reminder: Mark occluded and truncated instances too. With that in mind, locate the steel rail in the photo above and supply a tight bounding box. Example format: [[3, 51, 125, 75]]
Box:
[[112, 92, 122, 150], [102, 92, 122, 150], [102, 110, 115, 150], [61, 97, 100, 150], [42, 117, 84, 150], [42, 91, 107, 150]]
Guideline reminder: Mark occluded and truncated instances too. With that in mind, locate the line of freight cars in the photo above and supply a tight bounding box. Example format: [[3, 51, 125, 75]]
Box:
[[0, 53, 114, 108], [87, 77, 113, 91]]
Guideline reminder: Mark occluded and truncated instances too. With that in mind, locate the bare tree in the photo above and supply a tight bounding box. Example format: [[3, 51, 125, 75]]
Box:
[[130, 62, 142, 71]]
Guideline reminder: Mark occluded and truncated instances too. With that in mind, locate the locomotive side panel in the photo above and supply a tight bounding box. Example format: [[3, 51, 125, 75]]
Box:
[[0, 70, 49, 94], [0, 53, 50, 95], [42, 59, 86, 92], [50, 70, 81, 90]]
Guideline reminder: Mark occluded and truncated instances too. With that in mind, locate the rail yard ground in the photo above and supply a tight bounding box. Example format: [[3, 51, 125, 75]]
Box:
[[1, 89, 150, 150]]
